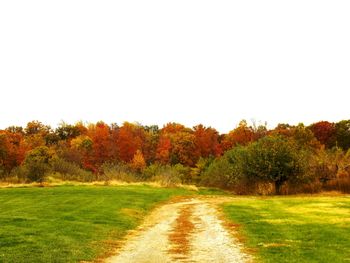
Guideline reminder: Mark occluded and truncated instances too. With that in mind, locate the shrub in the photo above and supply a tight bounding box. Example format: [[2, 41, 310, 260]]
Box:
[[22, 146, 53, 182], [51, 158, 95, 182], [101, 162, 138, 182], [143, 164, 184, 187], [200, 157, 234, 189]]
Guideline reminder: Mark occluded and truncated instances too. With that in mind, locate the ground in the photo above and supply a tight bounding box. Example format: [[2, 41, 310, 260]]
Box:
[[223, 195, 350, 263], [107, 197, 251, 263], [0, 185, 195, 262], [1, 185, 349, 263]]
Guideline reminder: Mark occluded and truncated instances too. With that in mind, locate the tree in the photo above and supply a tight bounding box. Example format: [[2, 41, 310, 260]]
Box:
[[270, 123, 293, 137], [241, 135, 307, 194], [156, 123, 198, 166], [143, 125, 160, 164], [116, 122, 145, 162], [87, 122, 113, 169], [0, 131, 26, 173], [56, 122, 81, 141], [291, 123, 321, 150], [309, 121, 336, 148], [23, 146, 53, 182], [24, 121, 51, 149], [221, 120, 254, 151], [335, 120, 350, 150], [130, 150, 146, 173], [155, 136, 171, 164], [193, 124, 221, 158]]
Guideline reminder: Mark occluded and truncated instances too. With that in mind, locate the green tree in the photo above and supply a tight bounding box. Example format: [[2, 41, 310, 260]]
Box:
[[242, 135, 307, 194], [335, 120, 350, 150], [23, 146, 53, 182]]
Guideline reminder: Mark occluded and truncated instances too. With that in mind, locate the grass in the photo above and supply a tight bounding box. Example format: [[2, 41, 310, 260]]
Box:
[[0, 185, 195, 263], [223, 195, 350, 263]]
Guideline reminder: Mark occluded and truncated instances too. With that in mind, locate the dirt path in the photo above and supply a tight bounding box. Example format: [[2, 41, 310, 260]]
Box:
[[106, 197, 251, 263]]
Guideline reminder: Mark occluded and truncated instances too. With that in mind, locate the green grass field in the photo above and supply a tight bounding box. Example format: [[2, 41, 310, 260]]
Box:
[[1, 186, 349, 263], [0, 185, 195, 263], [223, 196, 350, 263]]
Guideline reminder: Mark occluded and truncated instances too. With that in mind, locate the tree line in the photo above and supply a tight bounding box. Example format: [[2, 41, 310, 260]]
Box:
[[1, 120, 350, 194]]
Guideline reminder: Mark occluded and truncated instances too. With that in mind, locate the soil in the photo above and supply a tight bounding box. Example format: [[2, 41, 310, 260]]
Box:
[[106, 197, 252, 263]]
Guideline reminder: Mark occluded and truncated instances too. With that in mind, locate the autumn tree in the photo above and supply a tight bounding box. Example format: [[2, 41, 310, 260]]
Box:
[[56, 122, 82, 141], [116, 122, 145, 162], [155, 136, 171, 164], [69, 135, 93, 169], [309, 121, 336, 148], [156, 123, 198, 166], [291, 123, 321, 150], [193, 124, 221, 158], [0, 130, 26, 174], [130, 150, 146, 173], [270, 123, 293, 137], [24, 121, 51, 149], [221, 120, 254, 151], [85, 122, 114, 172], [143, 125, 160, 164]]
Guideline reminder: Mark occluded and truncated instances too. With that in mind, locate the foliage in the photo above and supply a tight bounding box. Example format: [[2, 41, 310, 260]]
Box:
[[51, 158, 95, 182], [130, 150, 146, 173], [2, 119, 350, 194], [201, 156, 234, 189], [241, 136, 308, 194], [101, 162, 138, 182], [335, 120, 350, 150], [309, 121, 336, 148], [221, 120, 255, 151], [22, 146, 53, 182], [142, 163, 190, 186]]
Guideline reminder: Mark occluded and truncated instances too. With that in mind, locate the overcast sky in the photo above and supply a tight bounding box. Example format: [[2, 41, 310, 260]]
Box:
[[1, 1, 349, 133]]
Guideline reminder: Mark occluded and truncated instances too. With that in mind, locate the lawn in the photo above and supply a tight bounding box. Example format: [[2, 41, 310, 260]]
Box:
[[0, 185, 195, 263], [223, 195, 350, 263]]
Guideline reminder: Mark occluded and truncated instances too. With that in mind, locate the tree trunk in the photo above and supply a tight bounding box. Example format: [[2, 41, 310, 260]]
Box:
[[275, 180, 283, 195]]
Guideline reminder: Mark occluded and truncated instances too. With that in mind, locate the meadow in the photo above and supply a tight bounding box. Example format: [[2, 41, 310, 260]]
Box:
[[0, 185, 195, 262], [223, 195, 350, 263], [1, 185, 349, 262]]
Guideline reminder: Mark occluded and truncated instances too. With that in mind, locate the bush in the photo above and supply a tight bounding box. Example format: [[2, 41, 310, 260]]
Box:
[[51, 158, 95, 182], [101, 162, 138, 182], [143, 164, 184, 187], [323, 177, 350, 193], [200, 157, 234, 189], [22, 146, 53, 183]]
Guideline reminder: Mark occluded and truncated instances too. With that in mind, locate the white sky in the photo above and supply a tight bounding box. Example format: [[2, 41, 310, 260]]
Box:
[[1, 1, 349, 133]]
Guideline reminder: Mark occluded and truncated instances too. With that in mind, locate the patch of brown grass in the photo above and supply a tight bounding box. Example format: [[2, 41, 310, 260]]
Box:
[[168, 205, 195, 257], [120, 208, 144, 220]]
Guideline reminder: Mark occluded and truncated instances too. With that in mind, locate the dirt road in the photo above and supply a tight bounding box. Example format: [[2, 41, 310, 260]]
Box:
[[106, 197, 252, 263]]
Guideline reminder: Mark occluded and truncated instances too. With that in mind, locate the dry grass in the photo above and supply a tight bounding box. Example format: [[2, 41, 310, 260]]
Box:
[[0, 179, 199, 191], [168, 205, 195, 257]]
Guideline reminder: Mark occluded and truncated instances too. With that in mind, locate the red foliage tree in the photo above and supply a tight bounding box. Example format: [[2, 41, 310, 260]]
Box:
[[156, 123, 198, 166], [0, 130, 26, 173], [116, 122, 145, 162], [309, 121, 336, 148], [193, 124, 221, 157], [221, 120, 254, 151]]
